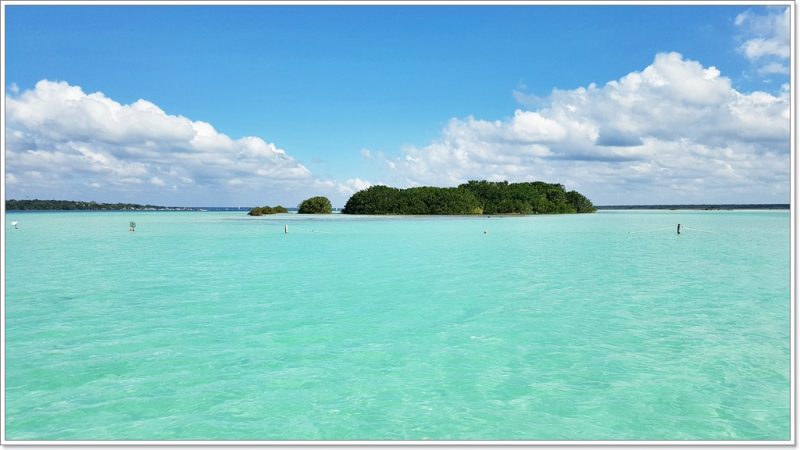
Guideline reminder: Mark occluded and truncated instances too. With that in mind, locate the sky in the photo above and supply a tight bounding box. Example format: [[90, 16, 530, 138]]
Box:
[[4, 4, 792, 207]]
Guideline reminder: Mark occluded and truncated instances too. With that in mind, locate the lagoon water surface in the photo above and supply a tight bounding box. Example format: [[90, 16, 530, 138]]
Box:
[[4, 210, 790, 441]]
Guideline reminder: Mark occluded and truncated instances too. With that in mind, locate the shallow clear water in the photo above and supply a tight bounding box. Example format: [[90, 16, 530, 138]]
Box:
[[4, 210, 790, 441]]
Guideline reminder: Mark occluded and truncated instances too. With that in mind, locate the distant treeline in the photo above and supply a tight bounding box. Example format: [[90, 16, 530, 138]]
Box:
[[6, 199, 174, 211], [342, 180, 596, 215], [597, 204, 789, 210]]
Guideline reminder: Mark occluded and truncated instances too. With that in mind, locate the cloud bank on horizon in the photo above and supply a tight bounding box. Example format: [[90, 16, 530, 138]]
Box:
[[5, 6, 791, 207], [6, 81, 368, 206]]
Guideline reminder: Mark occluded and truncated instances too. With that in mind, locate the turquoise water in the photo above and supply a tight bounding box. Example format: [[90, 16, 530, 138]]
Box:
[[4, 210, 790, 441]]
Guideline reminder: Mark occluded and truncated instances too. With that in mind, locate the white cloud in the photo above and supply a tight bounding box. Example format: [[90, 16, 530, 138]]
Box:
[[344, 177, 372, 193], [387, 52, 789, 204], [758, 62, 789, 75], [735, 7, 790, 75], [312, 177, 373, 197], [742, 38, 789, 60], [4, 80, 346, 205]]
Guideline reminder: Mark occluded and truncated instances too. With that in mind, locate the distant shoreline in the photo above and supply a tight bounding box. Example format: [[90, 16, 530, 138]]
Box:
[[596, 204, 789, 210], [4, 199, 283, 212]]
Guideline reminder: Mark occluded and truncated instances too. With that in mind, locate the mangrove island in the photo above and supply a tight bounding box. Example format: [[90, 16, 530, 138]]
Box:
[[248, 205, 289, 216], [342, 180, 596, 215]]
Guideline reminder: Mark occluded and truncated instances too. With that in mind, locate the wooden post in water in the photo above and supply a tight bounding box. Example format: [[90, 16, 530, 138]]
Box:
[[677, 224, 681, 235]]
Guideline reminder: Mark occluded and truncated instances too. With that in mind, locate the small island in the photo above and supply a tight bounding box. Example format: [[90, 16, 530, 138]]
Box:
[[248, 205, 289, 216], [342, 180, 596, 215]]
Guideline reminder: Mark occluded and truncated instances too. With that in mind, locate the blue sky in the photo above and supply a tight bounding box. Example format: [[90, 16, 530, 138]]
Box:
[[4, 4, 792, 206]]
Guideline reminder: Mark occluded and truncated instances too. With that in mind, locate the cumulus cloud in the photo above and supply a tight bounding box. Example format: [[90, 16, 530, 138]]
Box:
[[387, 52, 789, 204], [311, 177, 373, 197], [5, 80, 337, 205], [735, 7, 790, 75], [343, 177, 372, 193]]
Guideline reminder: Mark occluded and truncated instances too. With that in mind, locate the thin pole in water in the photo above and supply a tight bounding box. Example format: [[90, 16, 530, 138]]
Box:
[[284, 224, 288, 234], [677, 224, 681, 235]]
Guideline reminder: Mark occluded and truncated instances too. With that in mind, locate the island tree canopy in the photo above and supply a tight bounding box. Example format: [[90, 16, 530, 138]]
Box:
[[342, 181, 596, 215], [342, 186, 482, 215], [248, 205, 289, 216], [298, 196, 332, 214]]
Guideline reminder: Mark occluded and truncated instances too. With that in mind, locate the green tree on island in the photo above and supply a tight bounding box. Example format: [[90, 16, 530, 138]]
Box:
[[248, 205, 289, 216], [342, 180, 596, 215], [342, 185, 483, 215], [298, 196, 332, 214]]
